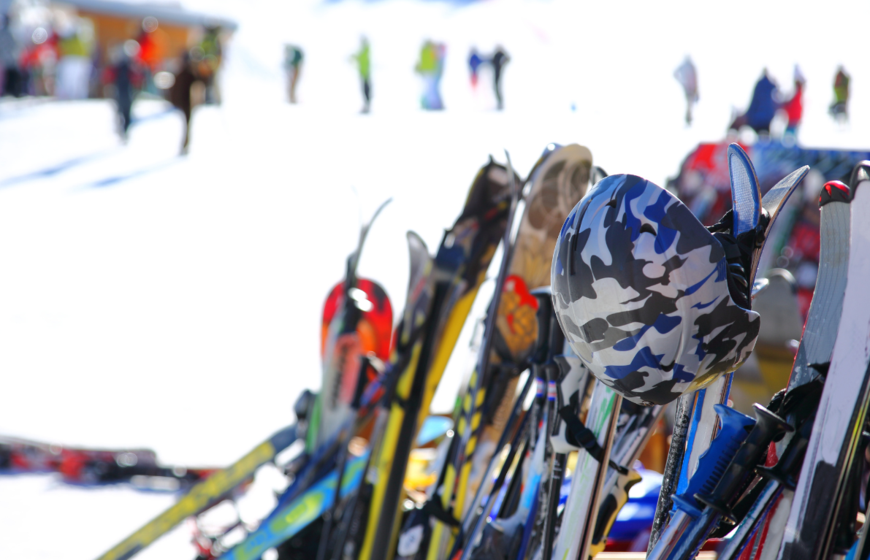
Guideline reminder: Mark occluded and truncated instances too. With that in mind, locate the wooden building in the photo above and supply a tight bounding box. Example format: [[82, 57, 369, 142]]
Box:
[[55, 0, 236, 68]]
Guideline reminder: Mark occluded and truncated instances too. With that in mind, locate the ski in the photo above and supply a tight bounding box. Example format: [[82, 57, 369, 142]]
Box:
[[427, 143, 593, 560], [648, 174, 855, 560], [650, 147, 808, 548], [95, 424, 298, 560], [0, 436, 215, 487], [455, 286, 562, 559], [220, 453, 370, 560], [721, 178, 854, 560], [550, 380, 621, 560], [308, 199, 393, 453], [358, 158, 516, 560], [775, 169, 870, 560]]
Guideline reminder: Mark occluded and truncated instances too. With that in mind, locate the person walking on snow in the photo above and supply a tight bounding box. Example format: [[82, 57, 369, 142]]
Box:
[[730, 68, 778, 135], [284, 44, 303, 103], [468, 47, 483, 90], [674, 55, 698, 125], [781, 65, 805, 138], [491, 46, 509, 110], [830, 65, 850, 121], [106, 44, 142, 140], [351, 37, 371, 113], [415, 40, 444, 110], [169, 52, 201, 155]]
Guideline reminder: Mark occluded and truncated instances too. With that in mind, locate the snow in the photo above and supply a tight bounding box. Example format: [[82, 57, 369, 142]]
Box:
[[0, 0, 868, 557]]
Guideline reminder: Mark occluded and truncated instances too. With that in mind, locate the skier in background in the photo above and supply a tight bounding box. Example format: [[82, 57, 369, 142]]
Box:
[[781, 65, 805, 138], [135, 17, 166, 94], [284, 44, 303, 103], [169, 52, 201, 155], [416, 40, 444, 110], [673, 55, 698, 125], [729, 68, 778, 135], [106, 42, 142, 141], [0, 15, 24, 97], [55, 18, 94, 100], [198, 26, 222, 104], [468, 47, 482, 90], [351, 37, 371, 113], [491, 46, 509, 110], [830, 65, 850, 121]]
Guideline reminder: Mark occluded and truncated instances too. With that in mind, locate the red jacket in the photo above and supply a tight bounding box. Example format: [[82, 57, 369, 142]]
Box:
[[782, 83, 803, 125]]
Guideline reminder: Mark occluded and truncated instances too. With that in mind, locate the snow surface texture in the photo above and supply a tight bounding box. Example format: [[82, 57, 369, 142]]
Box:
[[0, 0, 867, 557]]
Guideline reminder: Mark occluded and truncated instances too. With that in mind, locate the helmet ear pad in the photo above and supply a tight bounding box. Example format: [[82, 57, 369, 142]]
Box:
[[552, 175, 761, 406]]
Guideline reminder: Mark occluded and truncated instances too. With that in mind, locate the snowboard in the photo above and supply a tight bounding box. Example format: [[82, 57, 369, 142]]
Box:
[[428, 143, 593, 559]]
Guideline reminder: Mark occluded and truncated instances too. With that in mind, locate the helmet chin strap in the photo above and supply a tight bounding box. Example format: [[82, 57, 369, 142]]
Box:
[[707, 208, 770, 310]]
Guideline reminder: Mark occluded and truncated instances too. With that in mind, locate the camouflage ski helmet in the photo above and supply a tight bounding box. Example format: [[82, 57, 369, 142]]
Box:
[[551, 174, 760, 406]]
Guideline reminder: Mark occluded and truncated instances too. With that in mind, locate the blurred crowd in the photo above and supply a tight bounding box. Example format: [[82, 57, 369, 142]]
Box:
[[0, 3, 225, 152], [674, 56, 852, 136], [285, 40, 511, 112]]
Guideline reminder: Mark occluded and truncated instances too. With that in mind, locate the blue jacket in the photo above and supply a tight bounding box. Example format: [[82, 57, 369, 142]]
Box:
[[745, 75, 778, 128]]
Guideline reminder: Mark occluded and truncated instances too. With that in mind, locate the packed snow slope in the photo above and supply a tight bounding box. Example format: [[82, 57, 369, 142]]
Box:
[[0, 0, 867, 558]]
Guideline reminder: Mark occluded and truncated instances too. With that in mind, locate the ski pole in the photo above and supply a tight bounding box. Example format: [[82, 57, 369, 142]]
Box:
[[451, 370, 535, 558], [315, 356, 375, 560], [653, 404, 791, 560], [647, 405, 755, 560], [648, 392, 694, 551], [458, 385, 532, 560]]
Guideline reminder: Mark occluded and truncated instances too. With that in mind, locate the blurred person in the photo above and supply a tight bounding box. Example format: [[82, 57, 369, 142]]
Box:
[[829, 65, 850, 121], [136, 17, 167, 94], [105, 42, 142, 141], [729, 68, 778, 135], [468, 47, 482, 89], [0, 15, 24, 97], [284, 44, 303, 103], [198, 26, 222, 104], [21, 26, 58, 96], [169, 52, 201, 155], [673, 55, 698, 125], [781, 65, 805, 138], [491, 45, 509, 110], [415, 40, 444, 110], [55, 18, 93, 100], [351, 37, 371, 113]]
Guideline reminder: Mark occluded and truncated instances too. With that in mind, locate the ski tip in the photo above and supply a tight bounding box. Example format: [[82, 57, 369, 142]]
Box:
[[591, 166, 609, 186], [727, 143, 761, 235], [820, 181, 850, 207], [406, 230, 428, 250], [850, 160, 870, 191]]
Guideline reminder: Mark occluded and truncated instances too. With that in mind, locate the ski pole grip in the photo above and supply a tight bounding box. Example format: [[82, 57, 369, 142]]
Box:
[[758, 413, 813, 490], [696, 404, 791, 519], [670, 405, 755, 518]]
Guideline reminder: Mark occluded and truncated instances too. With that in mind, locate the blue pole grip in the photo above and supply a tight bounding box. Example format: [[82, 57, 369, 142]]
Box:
[[670, 405, 755, 518]]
